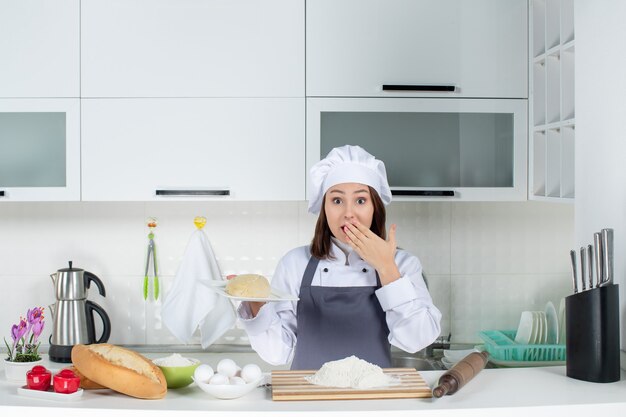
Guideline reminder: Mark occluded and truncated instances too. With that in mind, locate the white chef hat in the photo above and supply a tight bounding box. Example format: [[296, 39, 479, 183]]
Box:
[[308, 145, 392, 214]]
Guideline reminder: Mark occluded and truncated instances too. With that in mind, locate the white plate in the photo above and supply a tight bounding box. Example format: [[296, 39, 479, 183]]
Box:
[[17, 386, 83, 402], [528, 312, 538, 344], [514, 311, 534, 344], [558, 298, 566, 344], [193, 375, 266, 399], [205, 281, 299, 302], [440, 357, 456, 370], [532, 311, 547, 344], [443, 348, 478, 362], [545, 301, 559, 344]]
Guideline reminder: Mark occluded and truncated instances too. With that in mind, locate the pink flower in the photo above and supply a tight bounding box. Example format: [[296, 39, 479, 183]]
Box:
[[11, 318, 28, 342], [28, 307, 44, 324], [31, 320, 45, 343]]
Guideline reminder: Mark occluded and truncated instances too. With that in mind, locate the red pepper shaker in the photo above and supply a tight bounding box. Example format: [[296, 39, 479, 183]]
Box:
[[53, 369, 81, 394], [26, 365, 52, 391]]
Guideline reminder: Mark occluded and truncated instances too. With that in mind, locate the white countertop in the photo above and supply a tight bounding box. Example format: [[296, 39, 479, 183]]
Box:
[[2, 352, 626, 417]]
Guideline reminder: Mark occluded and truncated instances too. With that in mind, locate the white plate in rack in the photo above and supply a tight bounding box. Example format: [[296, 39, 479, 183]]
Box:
[[545, 301, 559, 344], [514, 311, 534, 344], [204, 281, 299, 302], [558, 298, 566, 344]]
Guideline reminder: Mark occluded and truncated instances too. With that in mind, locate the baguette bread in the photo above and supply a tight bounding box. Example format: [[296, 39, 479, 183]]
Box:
[[71, 344, 167, 399]]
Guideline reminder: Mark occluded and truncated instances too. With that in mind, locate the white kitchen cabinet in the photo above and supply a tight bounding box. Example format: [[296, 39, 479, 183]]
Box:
[[81, 0, 304, 98], [529, 0, 575, 201], [0, 99, 80, 201], [0, 0, 79, 98], [81, 98, 304, 201], [306, 0, 528, 98], [307, 98, 528, 201]]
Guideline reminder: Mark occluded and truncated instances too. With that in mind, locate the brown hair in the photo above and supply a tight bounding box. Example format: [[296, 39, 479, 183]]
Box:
[[310, 186, 387, 260]]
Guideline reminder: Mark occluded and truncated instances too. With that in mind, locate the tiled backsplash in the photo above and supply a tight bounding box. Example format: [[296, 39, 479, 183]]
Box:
[[0, 201, 574, 347]]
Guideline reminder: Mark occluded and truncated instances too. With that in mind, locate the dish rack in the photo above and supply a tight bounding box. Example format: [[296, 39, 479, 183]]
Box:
[[479, 330, 566, 362]]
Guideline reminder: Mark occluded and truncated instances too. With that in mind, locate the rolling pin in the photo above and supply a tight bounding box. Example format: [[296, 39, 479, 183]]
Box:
[[432, 351, 489, 398]]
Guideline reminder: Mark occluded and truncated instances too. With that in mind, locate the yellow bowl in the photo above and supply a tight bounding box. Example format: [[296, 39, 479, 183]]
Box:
[[155, 358, 200, 389]]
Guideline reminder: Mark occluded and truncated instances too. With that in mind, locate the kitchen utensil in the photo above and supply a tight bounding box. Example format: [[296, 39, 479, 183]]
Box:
[[270, 368, 431, 401], [433, 351, 489, 398], [587, 245, 594, 289], [48, 261, 111, 363], [569, 250, 578, 293], [579, 247, 587, 291], [600, 228, 614, 286], [479, 330, 566, 364], [143, 217, 160, 300], [593, 232, 603, 288], [566, 285, 620, 383]]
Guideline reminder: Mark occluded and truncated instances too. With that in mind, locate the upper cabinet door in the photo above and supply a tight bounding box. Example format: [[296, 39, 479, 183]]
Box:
[[307, 0, 528, 98], [81, 0, 304, 98], [0, 99, 81, 201], [81, 98, 304, 201], [0, 0, 79, 97]]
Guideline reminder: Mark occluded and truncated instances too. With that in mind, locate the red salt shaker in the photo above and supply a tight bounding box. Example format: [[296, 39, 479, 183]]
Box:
[[26, 365, 52, 391], [53, 369, 81, 394]]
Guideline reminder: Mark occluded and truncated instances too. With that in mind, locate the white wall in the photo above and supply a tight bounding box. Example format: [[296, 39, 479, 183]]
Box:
[[575, 1, 626, 359], [0, 201, 573, 348]]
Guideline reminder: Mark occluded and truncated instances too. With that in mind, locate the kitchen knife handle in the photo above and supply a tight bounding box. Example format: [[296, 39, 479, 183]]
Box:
[[594, 232, 603, 287], [579, 247, 587, 291], [570, 250, 578, 293], [382, 84, 456, 92], [601, 228, 614, 286], [587, 245, 593, 289], [391, 190, 455, 197], [155, 189, 230, 196]]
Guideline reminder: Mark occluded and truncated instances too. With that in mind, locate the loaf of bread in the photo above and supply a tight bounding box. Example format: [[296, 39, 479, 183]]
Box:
[[225, 274, 271, 298], [71, 344, 167, 399], [66, 366, 107, 390]]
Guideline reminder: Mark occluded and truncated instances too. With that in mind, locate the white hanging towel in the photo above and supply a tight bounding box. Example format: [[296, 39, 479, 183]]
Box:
[[162, 229, 236, 348]]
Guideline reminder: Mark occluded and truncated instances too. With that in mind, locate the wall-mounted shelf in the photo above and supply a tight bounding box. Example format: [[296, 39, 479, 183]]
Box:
[[530, 0, 575, 202]]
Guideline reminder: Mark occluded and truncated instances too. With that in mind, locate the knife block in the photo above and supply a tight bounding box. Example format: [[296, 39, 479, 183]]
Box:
[[565, 284, 620, 383]]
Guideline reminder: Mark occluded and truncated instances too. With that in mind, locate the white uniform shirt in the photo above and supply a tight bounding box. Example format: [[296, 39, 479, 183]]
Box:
[[238, 239, 442, 366]]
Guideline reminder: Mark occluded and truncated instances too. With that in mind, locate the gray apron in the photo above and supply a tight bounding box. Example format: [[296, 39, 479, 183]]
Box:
[[290, 256, 392, 370]]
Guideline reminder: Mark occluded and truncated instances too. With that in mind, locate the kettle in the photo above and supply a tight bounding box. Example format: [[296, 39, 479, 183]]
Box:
[[48, 261, 112, 363]]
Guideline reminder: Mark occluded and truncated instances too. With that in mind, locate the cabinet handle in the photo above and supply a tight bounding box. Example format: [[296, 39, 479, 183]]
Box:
[[0, 190, 4, 197], [382, 84, 456, 92], [391, 190, 455, 197], [155, 189, 230, 196]]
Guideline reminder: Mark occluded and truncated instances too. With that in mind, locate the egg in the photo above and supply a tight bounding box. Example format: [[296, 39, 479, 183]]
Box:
[[240, 363, 262, 383], [216, 358, 238, 378], [209, 373, 229, 385], [193, 364, 215, 383], [229, 376, 246, 385]]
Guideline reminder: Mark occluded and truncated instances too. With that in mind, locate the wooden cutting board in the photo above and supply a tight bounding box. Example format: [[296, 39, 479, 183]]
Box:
[[271, 368, 432, 401]]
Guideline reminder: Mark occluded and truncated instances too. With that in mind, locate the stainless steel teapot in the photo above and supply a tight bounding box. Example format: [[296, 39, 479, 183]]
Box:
[[48, 261, 111, 363]]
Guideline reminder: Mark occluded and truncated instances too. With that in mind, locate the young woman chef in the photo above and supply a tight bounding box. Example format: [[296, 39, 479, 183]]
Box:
[[237, 145, 442, 370]]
